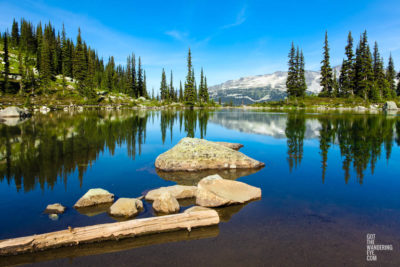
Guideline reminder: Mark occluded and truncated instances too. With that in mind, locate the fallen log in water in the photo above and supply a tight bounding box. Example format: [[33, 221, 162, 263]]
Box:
[[0, 226, 220, 266], [0, 208, 219, 256]]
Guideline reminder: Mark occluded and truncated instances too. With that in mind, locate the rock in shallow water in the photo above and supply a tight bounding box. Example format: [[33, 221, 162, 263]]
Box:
[[44, 203, 66, 214], [155, 137, 264, 172], [196, 174, 262, 207], [74, 188, 114, 208], [152, 191, 180, 214], [109, 198, 143, 217], [145, 185, 197, 201]]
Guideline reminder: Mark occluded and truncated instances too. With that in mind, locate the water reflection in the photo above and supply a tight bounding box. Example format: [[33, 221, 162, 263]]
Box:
[[1, 109, 399, 192]]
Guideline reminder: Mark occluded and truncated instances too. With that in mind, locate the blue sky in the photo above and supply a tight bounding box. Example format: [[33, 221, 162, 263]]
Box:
[[0, 0, 399, 92]]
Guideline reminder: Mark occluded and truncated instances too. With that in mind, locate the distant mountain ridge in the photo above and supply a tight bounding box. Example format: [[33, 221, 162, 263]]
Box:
[[209, 68, 340, 104]]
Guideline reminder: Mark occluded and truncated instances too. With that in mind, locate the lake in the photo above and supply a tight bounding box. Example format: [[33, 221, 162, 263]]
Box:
[[1, 109, 400, 266]]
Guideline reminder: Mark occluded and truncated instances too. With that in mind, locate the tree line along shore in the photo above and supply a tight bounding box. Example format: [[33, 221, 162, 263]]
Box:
[[0, 19, 399, 109], [0, 18, 214, 109]]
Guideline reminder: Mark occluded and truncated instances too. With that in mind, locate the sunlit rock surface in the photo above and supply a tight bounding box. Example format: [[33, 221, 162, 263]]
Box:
[[152, 191, 180, 214], [145, 185, 197, 201], [74, 188, 114, 208], [109, 198, 143, 217], [196, 174, 261, 207], [155, 137, 264, 172]]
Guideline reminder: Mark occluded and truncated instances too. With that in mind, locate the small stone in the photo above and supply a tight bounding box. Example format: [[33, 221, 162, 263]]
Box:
[[109, 198, 143, 217], [44, 203, 66, 214], [74, 188, 114, 208], [152, 192, 180, 214], [48, 214, 59, 221]]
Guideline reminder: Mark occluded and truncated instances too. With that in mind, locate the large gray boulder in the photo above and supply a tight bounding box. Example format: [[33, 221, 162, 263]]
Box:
[[145, 185, 197, 201], [152, 191, 180, 214], [196, 174, 261, 207], [383, 101, 398, 110], [0, 107, 30, 118], [109, 198, 143, 217], [74, 188, 114, 208], [155, 138, 264, 172]]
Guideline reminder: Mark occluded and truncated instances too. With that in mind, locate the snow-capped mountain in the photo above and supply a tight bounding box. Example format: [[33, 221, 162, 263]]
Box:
[[209, 70, 325, 104]]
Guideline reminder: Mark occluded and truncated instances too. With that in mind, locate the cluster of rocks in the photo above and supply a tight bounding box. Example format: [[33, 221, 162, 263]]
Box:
[[43, 138, 263, 223], [145, 174, 261, 214]]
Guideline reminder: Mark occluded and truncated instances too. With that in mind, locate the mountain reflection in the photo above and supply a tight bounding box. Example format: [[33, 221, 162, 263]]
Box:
[[1, 109, 399, 192]]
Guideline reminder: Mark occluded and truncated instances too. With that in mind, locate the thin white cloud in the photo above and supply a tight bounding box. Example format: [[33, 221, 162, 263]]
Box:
[[221, 5, 247, 29], [165, 30, 189, 42]]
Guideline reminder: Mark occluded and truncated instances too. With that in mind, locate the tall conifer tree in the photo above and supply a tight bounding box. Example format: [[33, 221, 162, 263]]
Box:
[[286, 42, 297, 97], [320, 31, 333, 96], [3, 32, 10, 93], [184, 48, 195, 106], [339, 32, 354, 97], [386, 54, 396, 97]]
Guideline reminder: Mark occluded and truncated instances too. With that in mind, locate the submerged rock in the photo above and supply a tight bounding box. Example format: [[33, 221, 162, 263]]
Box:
[[48, 214, 59, 221], [383, 101, 398, 110], [152, 191, 180, 214], [145, 185, 197, 201], [214, 142, 243, 151], [44, 203, 66, 214], [74, 188, 114, 208], [196, 174, 261, 207], [109, 198, 143, 217], [155, 137, 264, 172], [0, 107, 30, 118]]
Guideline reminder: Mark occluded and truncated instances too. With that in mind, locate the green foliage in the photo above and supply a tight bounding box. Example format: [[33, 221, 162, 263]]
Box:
[[286, 43, 307, 97], [319, 31, 333, 96], [184, 48, 195, 106]]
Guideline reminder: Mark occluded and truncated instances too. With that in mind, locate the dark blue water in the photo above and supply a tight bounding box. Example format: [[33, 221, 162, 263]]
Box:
[[0, 109, 399, 266]]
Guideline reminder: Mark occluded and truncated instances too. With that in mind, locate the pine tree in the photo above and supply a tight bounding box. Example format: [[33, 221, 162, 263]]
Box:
[[160, 68, 168, 100], [386, 54, 396, 97], [143, 70, 147, 98], [199, 68, 205, 102], [169, 70, 174, 101], [286, 42, 297, 97], [339, 32, 354, 97], [332, 69, 339, 97], [204, 76, 209, 102], [372, 42, 388, 100], [137, 56, 144, 96], [179, 81, 183, 102], [73, 28, 88, 95], [125, 55, 132, 95], [36, 23, 43, 76], [184, 48, 195, 106], [11, 19, 19, 47], [354, 31, 374, 100], [3, 32, 10, 93], [320, 31, 333, 96], [131, 53, 137, 97], [298, 50, 307, 96]]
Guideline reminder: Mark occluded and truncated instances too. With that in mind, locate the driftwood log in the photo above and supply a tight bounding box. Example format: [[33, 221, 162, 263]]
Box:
[[0, 226, 220, 266], [0, 209, 219, 256]]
